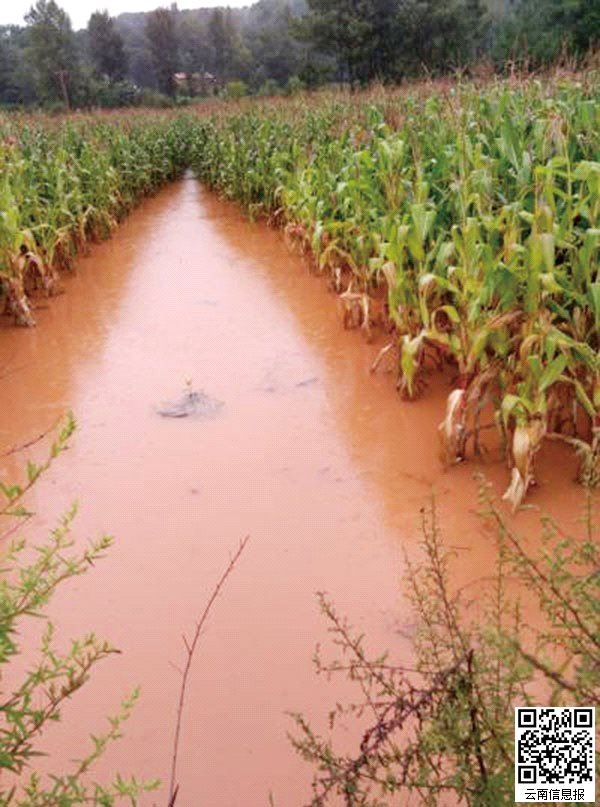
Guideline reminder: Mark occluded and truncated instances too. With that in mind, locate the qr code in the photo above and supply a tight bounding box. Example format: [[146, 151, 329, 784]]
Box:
[[515, 707, 596, 803]]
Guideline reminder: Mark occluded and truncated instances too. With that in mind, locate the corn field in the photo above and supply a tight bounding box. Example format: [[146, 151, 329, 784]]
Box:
[[1, 80, 599, 507], [188, 78, 600, 508], [0, 111, 192, 327]]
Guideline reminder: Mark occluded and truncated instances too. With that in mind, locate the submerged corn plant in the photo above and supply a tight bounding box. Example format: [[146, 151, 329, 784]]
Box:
[[0, 112, 195, 326], [189, 77, 600, 507]]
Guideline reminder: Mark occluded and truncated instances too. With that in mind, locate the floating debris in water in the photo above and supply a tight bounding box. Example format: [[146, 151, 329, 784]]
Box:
[[296, 376, 319, 388], [157, 389, 223, 419]]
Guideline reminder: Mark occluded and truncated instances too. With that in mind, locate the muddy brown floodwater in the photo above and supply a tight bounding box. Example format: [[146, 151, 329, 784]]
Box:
[[0, 175, 592, 806]]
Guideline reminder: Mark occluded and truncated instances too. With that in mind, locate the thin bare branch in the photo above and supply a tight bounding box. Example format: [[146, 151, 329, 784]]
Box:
[[168, 535, 250, 805], [0, 419, 59, 459]]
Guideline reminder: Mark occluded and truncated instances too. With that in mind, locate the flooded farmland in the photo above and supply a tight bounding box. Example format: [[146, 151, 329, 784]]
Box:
[[0, 175, 591, 805]]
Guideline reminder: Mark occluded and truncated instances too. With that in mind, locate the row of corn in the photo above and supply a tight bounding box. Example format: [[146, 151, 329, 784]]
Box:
[[0, 112, 193, 327], [188, 81, 600, 507]]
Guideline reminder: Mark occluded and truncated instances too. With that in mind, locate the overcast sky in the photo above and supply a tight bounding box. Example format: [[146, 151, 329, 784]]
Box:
[[0, 0, 247, 31]]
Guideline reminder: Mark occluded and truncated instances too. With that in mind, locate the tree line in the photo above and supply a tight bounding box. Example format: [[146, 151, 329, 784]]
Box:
[[0, 0, 598, 109]]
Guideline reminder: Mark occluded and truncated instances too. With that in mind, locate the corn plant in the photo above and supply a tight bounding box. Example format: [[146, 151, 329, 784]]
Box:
[[0, 112, 194, 326], [189, 77, 600, 507]]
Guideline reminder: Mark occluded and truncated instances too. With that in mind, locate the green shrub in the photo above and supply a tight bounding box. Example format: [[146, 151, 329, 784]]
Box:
[[223, 80, 248, 99], [94, 79, 140, 109], [135, 88, 174, 108], [291, 483, 599, 805], [41, 100, 68, 115], [284, 75, 305, 96], [257, 79, 281, 97], [0, 416, 158, 805]]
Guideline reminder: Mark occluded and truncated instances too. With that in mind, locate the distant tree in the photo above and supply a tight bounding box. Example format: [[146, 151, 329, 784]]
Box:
[[0, 25, 38, 105], [244, 0, 305, 88], [0, 29, 12, 100], [117, 20, 156, 89], [207, 8, 250, 82], [395, 0, 488, 75], [145, 6, 178, 95], [178, 17, 209, 76], [557, 0, 600, 55], [224, 9, 253, 81], [87, 10, 128, 81], [293, 0, 376, 85], [295, 0, 488, 84], [493, 0, 600, 66], [24, 0, 79, 107], [207, 9, 232, 78], [223, 78, 248, 98]]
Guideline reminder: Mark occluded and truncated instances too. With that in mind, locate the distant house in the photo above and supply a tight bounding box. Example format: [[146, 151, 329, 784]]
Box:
[[172, 71, 218, 97]]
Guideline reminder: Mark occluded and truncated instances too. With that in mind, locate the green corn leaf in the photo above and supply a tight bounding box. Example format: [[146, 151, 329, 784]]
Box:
[[569, 378, 596, 418], [538, 354, 567, 393], [588, 282, 600, 332]]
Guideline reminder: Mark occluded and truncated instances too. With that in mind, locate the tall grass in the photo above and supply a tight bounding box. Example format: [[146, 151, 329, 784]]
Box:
[[188, 77, 600, 507]]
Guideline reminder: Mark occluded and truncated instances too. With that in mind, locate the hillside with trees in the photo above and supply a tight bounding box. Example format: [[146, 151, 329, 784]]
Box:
[[0, 0, 598, 108]]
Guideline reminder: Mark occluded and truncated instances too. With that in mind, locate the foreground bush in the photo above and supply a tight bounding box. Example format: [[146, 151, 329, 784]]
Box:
[[0, 416, 157, 805], [291, 483, 599, 805]]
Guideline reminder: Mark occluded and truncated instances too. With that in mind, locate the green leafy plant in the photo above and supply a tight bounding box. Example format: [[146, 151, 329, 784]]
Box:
[[0, 415, 159, 805], [290, 482, 599, 805], [223, 81, 248, 100]]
